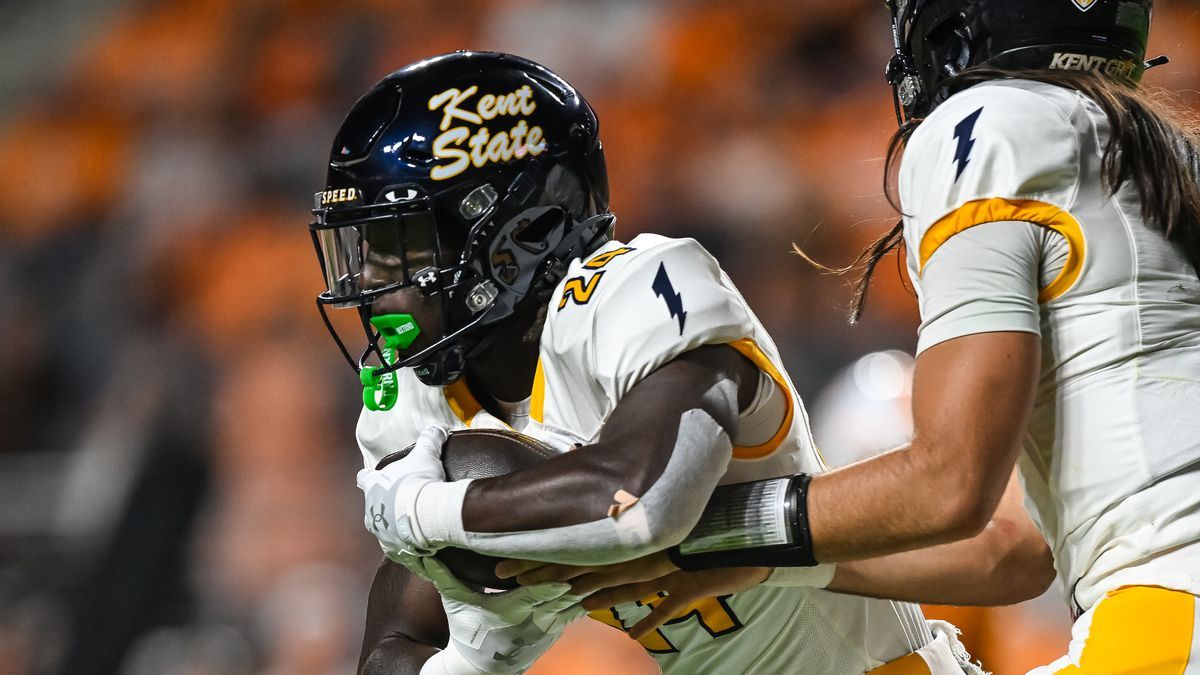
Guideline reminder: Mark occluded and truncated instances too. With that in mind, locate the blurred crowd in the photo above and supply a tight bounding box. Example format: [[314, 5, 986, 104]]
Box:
[[1, 1, 1199, 674]]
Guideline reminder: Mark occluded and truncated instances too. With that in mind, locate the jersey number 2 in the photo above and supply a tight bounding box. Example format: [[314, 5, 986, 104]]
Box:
[[557, 247, 637, 310]]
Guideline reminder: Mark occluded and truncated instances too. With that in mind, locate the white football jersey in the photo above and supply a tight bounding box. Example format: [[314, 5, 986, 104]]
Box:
[[357, 233, 947, 673], [900, 79, 1200, 613]]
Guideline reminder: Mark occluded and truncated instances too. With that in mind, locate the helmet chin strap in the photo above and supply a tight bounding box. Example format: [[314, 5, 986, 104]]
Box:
[[361, 314, 422, 411], [412, 346, 466, 387]]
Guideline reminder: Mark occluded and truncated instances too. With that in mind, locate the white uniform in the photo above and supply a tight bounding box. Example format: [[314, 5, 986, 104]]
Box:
[[902, 79, 1200, 670], [358, 233, 960, 674]]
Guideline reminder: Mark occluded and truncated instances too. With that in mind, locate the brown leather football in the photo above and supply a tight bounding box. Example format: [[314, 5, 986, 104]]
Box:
[[376, 428, 557, 590]]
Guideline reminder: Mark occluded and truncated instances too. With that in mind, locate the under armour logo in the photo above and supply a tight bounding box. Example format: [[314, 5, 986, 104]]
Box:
[[493, 637, 528, 666], [370, 504, 389, 532], [416, 270, 438, 288]]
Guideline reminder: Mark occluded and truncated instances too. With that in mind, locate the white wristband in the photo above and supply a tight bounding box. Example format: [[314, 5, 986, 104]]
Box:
[[415, 479, 473, 547], [763, 563, 836, 589]]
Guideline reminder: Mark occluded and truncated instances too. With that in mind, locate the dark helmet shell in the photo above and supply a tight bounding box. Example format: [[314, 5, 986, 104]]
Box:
[[887, 0, 1153, 120], [311, 51, 613, 386]]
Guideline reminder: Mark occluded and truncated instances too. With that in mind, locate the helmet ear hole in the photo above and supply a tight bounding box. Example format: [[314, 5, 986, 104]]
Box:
[[401, 137, 434, 164], [512, 207, 566, 253], [911, 6, 969, 89], [567, 123, 591, 148]]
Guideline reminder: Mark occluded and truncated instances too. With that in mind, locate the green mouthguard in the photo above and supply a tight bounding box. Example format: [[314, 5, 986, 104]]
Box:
[[360, 314, 421, 411]]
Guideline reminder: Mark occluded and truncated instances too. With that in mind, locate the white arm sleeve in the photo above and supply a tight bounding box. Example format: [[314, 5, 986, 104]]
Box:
[[916, 220, 1067, 354], [418, 404, 733, 565]]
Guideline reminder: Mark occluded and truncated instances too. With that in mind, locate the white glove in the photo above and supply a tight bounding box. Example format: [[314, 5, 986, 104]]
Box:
[[416, 557, 585, 675], [358, 425, 457, 563], [927, 620, 989, 675]]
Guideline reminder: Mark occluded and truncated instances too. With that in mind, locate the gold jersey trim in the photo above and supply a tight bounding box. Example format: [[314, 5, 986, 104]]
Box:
[[530, 358, 546, 424], [727, 338, 793, 460], [918, 198, 1086, 303], [1052, 586, 1197, 674], [444, 379, 484, 426]]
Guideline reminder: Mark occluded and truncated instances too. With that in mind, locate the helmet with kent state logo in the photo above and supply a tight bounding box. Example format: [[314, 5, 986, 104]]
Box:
[[884, 0, 1155, 122], [309, 51, 612, 403]]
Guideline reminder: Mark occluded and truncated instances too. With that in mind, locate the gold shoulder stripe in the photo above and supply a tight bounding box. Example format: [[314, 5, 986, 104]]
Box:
[[918, 198, 1086, 303], [727, 338, 794, 460], [530, 358, 546, 424], [443, 380, 483, 425]]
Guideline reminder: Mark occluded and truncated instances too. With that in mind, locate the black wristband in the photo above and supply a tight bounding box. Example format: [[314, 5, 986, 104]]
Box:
[[668, 474, 817, 571]]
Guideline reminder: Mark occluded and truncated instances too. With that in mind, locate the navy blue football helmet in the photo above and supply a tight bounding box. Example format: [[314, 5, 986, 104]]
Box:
[[310, 52, 612, 398], [885, 0, 1156, 122]]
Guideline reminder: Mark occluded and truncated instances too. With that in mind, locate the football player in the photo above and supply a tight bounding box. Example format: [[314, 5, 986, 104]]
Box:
[[549, 1, 1200, 671], [309, 52, 983, 674]]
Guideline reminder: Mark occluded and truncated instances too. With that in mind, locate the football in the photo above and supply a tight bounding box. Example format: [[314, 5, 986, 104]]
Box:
[[376, 428, 557, 590]]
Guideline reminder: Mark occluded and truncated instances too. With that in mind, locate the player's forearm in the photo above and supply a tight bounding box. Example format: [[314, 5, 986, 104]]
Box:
[[825, 465, 1053, 603], [664, 440, 996, 571], [359, 558, 450, 675], [458, 350, 744, 539], [385, 346, 758, 568], [460, 438, 679, 537], [807, 438, 1001, 562], [425, 407, 734, 565], [668, 433, 1017, 571], [414, 348, 750, 564], [828, 514, 1054, 605], [808, 333, 1039, 562]]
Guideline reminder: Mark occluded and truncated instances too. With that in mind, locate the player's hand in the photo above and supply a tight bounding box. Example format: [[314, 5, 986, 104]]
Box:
[[498, 553, 769, 640], [496, 551, 679, 596], [357, 425, 449, 561], [591, 566, 769, 639], [417, 556, 585, 675]]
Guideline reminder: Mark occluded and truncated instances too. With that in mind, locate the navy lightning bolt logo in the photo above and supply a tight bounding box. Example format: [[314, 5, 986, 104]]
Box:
[[952, 107, 985, 182], [652, 262, 687, 335]]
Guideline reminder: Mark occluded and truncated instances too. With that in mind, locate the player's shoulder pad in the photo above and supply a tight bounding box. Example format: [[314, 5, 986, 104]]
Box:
[[900, 80, 1087, 267], [544, 233, 754, 400]]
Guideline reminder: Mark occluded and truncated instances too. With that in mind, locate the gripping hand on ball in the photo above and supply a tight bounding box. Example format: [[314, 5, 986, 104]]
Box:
[[416, 556, 584, 675], [358, 425, 454, 564]]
